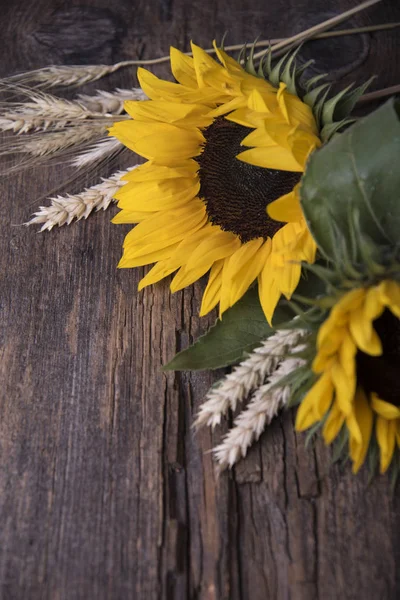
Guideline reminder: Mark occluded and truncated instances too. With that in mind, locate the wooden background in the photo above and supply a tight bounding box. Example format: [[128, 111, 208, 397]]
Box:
[[0, 0, 399, 598]]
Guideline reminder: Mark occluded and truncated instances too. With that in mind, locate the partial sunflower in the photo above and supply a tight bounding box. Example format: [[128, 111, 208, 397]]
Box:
[[110, 42, 354, 323], [296, 280, 400, 474]]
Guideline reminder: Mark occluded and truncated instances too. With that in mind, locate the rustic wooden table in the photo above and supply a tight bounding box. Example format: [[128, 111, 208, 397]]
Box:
[[0, 0, 399, 598]]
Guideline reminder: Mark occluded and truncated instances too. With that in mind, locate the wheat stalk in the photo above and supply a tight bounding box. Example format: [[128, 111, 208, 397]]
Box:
[[25, 166, 135, 230], [212, 346, 306, 471], [253, 0, 383, 60], [194, 327, 306, 429], [1, 11, 393, 89]]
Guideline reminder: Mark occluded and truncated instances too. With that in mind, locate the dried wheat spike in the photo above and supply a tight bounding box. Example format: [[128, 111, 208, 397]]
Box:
[[25, 167, 136, 230]]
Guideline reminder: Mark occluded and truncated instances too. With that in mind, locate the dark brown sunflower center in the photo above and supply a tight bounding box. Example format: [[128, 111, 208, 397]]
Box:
[[195, 116, 302, 243], [356, 309, 400, 406]]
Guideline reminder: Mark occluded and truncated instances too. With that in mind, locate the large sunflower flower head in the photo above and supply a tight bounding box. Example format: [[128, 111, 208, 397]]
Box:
[[110, 42, 362, 324], [295, 237, 400, 475]]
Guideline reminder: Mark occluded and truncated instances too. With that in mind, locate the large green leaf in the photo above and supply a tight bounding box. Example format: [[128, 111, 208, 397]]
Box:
[[163, 287, 292, 371], [300, 99, 400, 260]]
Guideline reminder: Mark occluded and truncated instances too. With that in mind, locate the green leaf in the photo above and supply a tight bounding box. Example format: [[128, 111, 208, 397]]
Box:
[[163, 287, 292, 371], [300, 99, 400, 261]]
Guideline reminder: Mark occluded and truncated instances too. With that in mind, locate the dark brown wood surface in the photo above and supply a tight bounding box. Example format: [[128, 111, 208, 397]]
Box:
[[1, 1, 399, 598]]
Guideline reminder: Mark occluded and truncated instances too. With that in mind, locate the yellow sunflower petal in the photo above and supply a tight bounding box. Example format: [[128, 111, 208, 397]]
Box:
[[138, 259, 178, 290], [247, 88, 276, 113], [225, 107, 267, 128], [200, 259, 224, 315], [257, 259, 281, 325], [313, 372, 336, 421], [280, 86, 319, 134], [123, 201, 206, 254], [322, 401, 345, 444], [296, 227, 317, 263], [237, 145, 303, 172], [201, 66, 242, 96], [241, 75, 277, 99], [276, 83, 290, 123], [116, 179, 200, 213], [312, 353, 336, 374], [313, 327, 347, 369], [118, 242, 180, 269], [166, 223, 216, 269], [185, 229, 240, 272], [338, 333, 357, 377], [225, 238, 272, 306], [124, 100, 212, 128], [110, 121, 205, 162], [121, 161, 198, 182], [137, 67, 196, 101], [170, 229, 240, 292], [371, 393, 400, 420], [349, 305, 382, 356], [240, 122, 293, 150], [331, 360, 355, 416], [208, 96, 248, 118], [112, 209, 151, 224], [267, 185, 302, 223], [270, 220, 303, 256], [295, 371, 334, 431], [191, 41, 224, 87], [269, 223, 303, 298], [223, 237, 264, 274], [170, 47, 198, 88], [381, 280, 400, 317], [364, 284, 385, 321], [137, 67, 223, 104], [349, 387, 373, 473], [334, 288, 366, 315], [170, 264, 208, 292], [376, 416, 397, 473], [345, 411, 362, 447], [316, 314, 344, 350], [279, 260, 301, 300], [213, 41, 244, 73], [219, 259, 234, 317], [289, 131, 319, 169]]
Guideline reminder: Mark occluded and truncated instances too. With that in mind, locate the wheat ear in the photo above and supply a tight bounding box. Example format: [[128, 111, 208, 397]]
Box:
[[77, 88, 146, 114], [0, 87, 132, 135], [4, 64, 124, 89], [69, 137, 124, 168], [212, 346, 306, 471], [194, 328, 306, 429], [25, 166, 135, 230], [17, 124, 110, 157]]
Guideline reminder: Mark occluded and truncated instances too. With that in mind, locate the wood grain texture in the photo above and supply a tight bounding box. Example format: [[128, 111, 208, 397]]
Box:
[[0, 0, 399, 598]]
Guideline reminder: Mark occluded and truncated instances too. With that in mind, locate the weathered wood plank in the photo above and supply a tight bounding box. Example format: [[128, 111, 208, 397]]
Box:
[[0, 1, 399, 599]]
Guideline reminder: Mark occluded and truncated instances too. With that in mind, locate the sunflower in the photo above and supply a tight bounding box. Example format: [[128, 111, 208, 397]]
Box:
[[110, 42, 323, 323], [296, 280, 400, 473]]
